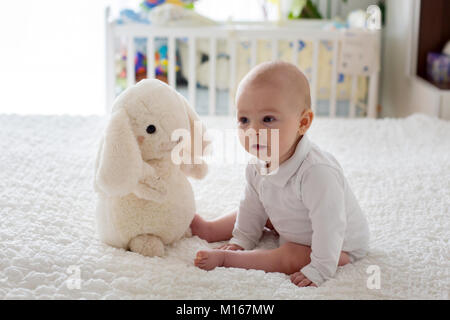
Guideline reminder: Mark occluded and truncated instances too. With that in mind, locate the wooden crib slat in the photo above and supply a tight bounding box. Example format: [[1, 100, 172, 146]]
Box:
[[168, 36, 176, 88], [271, 39, 278, 61], [127, 37, 135, 87], [209, 37, 217, 115], [188, 36, 196, 107], [329, 39, 338, 117], [105, 7, 115, 112], [367, 72, 379, 118], [318, 0, 328, 19], [228, 38, 237, 116], [292, 39, 298, 66], [350, 75, 358, 118], [250, 39, 257, 68], [146, 37, 155, 79], [311, 40, 319, 114], [330, 0, 338, 19], [107, 12, 380, 120]]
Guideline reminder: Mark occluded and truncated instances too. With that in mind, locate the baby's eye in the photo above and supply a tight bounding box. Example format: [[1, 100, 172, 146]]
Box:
[[239, 117, 249, 125], [263, 116, 276, 123]]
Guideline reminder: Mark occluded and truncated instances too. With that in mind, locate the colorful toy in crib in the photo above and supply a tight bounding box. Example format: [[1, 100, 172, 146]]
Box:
[[117, 44, 180, 84], [135, 52, 147, 82], [153, 44, 181, 78], [116, 9, 150, 25], [155, 45, 168, 76], [141, 0, 195, 12], [116, 1, 195, 25], [141, 0, 166, 10]]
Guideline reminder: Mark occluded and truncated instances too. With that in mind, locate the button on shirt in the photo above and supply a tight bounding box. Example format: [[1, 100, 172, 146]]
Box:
[[229, 134, 370, 286]]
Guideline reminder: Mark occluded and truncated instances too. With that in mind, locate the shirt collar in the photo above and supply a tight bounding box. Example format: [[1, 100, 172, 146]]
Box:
[[255, 133, 312, 187]]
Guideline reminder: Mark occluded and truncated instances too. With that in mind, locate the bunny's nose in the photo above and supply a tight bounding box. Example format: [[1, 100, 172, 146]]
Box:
[[137, 136, 145, 144]]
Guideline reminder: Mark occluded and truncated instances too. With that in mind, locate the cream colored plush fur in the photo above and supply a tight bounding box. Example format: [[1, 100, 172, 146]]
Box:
[[94, 79, 210, 257]]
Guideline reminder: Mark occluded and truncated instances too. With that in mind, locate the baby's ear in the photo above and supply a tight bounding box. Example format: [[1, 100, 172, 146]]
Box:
[[299, 108, 314, 134]]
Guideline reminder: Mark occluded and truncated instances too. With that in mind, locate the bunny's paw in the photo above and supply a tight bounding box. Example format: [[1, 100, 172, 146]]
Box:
[[133, 177, 168, 202]]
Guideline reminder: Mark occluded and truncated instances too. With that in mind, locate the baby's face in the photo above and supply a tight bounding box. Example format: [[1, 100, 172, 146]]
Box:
[[236, 83, 303, 165]]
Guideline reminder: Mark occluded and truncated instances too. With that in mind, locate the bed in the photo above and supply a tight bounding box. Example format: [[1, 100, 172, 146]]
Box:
[[1, 113, 448, 299]]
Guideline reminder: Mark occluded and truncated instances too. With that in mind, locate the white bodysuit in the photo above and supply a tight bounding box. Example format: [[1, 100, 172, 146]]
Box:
[[229, 133, 370, 286]]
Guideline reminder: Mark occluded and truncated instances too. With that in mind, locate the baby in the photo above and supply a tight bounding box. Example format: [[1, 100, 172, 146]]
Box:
[[191, 61, 370, 287]]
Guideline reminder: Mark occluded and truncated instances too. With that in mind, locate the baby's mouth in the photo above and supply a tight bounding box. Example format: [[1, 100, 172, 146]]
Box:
[[251, 144, 267, 151]]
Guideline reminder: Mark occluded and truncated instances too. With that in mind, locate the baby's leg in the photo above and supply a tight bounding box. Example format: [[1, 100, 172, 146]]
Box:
[[190, 211, 237, 242], [195, 242, 350, 275], [190, 212, 278, 243]]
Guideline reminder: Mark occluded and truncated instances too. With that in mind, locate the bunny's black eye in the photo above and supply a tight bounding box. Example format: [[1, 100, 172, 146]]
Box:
[[146, 125, 156, 134]]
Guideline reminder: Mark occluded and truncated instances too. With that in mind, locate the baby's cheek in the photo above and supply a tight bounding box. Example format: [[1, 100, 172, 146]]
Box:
[[279, 135, 297, 157], [238, 131, 256, 151], [268, 128, 282, 149], [237, 133, 248, 153]]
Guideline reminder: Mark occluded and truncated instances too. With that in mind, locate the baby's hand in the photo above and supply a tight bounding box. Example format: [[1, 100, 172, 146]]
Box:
[[216, 243, 244, 251], [290, 271, 317, 287]]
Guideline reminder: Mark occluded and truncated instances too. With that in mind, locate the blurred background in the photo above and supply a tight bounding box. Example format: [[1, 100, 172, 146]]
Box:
[[0, 0, 376, 115], [0, 0, 448, 118]]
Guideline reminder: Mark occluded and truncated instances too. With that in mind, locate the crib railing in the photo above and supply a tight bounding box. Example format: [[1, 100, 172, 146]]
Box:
[[105, 8, 381, 118]]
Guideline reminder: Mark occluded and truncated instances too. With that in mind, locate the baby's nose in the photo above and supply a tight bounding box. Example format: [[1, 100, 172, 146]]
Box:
[[252, 126, 268, 137], [249, 124, 262, 134]]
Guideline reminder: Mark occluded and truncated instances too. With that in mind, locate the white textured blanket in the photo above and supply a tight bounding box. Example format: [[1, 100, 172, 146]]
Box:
[[0, 113, 449, 299]]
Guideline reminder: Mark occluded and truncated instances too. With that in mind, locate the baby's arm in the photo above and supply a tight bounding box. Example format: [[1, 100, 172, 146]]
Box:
[[300, 165, 347, 286], [228, 165, 268, 250]]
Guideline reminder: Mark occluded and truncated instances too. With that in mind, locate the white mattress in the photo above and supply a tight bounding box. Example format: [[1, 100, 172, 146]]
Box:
[[0, 113, 449, 299]]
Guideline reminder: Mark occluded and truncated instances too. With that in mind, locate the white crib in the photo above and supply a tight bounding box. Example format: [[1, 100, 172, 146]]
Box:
[[105, 7, 381, 118]]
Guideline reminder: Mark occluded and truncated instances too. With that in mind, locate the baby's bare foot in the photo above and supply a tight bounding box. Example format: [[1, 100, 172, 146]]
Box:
[[194, 250, 225, 271], [190, 214, 212, 242]]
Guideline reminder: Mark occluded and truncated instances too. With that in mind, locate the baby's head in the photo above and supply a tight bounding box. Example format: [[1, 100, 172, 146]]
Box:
[[235, 61, 314, 166]]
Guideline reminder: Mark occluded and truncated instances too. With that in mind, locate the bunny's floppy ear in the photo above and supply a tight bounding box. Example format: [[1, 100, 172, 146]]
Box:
[[178, 94, 211, 179], [95, 108, 143, 196], [93, 136, 104, 193]]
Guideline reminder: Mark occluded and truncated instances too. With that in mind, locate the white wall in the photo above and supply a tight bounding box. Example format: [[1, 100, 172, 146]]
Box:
[[196, 0, 277, 21], [338, 0, 379, 18], [0, 0, 113, 115], [2, 0, 424, 118], [196, 0, 379, 22], [380, 0, 413, 117]]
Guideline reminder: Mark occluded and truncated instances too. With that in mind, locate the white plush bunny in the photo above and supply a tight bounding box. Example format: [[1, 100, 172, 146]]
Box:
[[94, 79, 210, 257]]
